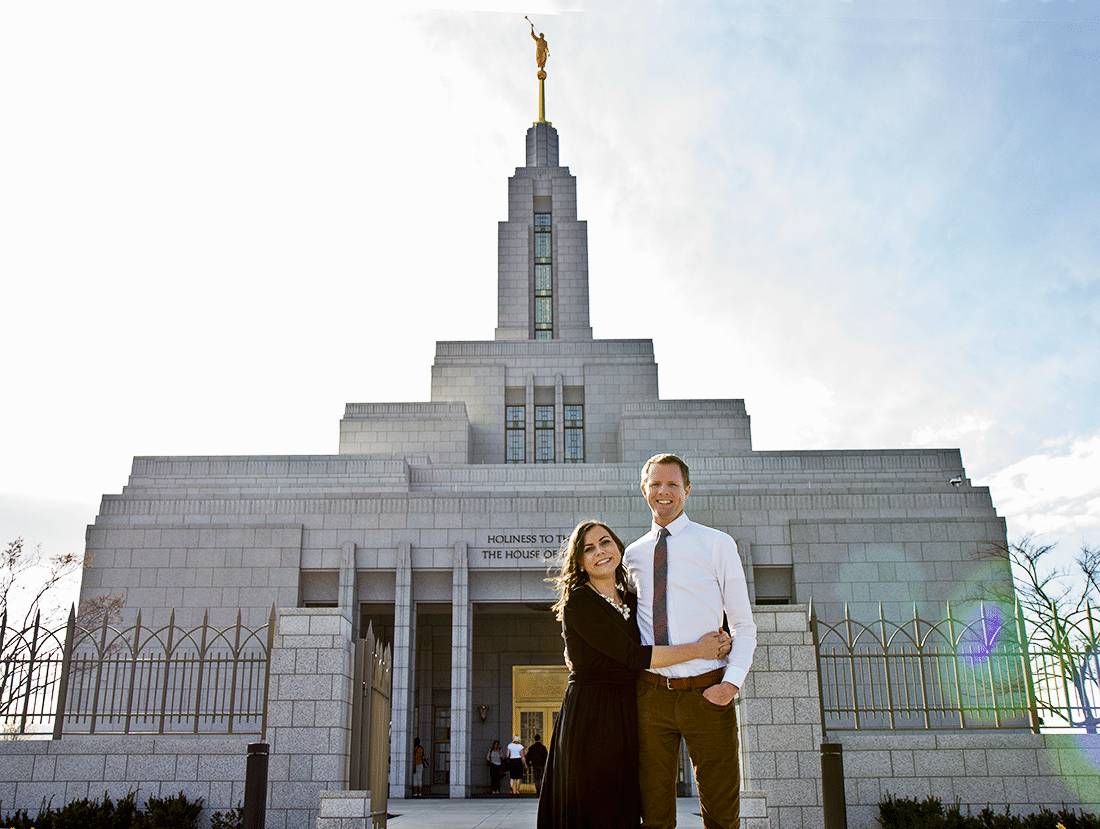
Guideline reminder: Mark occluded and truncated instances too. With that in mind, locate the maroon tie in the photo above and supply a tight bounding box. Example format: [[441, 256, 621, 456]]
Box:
[[652, 527, 670, 645]]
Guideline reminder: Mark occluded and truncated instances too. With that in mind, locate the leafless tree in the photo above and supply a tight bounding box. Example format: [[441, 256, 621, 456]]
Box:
[[2, 537, 126, 732], [980, 535, 1100, 731]]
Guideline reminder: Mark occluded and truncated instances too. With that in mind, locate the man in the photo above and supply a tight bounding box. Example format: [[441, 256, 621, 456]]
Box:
[[624, 453, 757, 829], [526, 733, 548, 794]]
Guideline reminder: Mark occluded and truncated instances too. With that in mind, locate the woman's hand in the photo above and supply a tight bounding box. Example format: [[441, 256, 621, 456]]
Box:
[[694, 630, 732, 661]]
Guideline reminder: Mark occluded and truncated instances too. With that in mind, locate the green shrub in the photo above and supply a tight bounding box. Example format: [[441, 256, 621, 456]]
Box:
[[878, 794, 1100, 829], [0, 791, 138, 829], [210, 804, 244, 829], [136, 791, 203, 829], [1, 790, 208, 829]]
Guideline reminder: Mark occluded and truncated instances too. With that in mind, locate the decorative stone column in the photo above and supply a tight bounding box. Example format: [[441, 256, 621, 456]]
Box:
[[389, 542, 414, 798], [450, 541, 473, 797], [266, 607, 354, 829]]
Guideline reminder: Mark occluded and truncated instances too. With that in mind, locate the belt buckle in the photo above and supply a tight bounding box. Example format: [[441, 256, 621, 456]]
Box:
[[665, 676, 675, 690]]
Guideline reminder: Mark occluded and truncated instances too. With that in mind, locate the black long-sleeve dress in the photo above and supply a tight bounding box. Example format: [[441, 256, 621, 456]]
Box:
[[536, 587, 653, 829]]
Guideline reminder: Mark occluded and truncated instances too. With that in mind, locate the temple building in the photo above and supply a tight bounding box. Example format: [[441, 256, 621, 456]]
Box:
[[78, 73, 1011, 803]]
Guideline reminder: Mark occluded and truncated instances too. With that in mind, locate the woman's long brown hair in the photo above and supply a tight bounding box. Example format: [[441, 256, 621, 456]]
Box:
[[548, 520, 628, 621]]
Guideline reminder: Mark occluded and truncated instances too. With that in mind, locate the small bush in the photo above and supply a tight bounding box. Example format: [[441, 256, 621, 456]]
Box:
[[878, 794, 1100, 829], [136, 791, 203, 829], [0, 790, 206, 829], [210, 804, 244, 829]]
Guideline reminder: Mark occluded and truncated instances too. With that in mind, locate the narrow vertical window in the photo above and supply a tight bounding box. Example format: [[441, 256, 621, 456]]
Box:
[[564, 405, 584, 463], [534, 213, 552, 339], [506, 405, 526, 463], [535, 405, 554, 463]]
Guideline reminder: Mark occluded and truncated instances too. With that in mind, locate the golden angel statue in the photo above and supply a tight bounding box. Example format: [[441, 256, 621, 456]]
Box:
[[526, 18, 549, 71]]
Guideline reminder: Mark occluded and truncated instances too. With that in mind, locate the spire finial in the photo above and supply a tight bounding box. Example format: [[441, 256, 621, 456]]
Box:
[[526, 17, 551, 125]]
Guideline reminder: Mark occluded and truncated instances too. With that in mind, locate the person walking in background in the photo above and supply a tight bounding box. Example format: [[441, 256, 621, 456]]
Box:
[[411, 736, 428, 798], [506, 735, 527, 795], [526, 733, 548, 794], [487, 739, 505, 795], [625, 453, 757, 829]]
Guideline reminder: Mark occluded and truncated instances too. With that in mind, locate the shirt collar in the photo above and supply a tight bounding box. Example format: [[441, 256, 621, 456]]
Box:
[[651, 512, 691, 537]]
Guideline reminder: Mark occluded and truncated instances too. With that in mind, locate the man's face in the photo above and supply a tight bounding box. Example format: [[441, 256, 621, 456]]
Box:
[[642, 462, 691, 526]]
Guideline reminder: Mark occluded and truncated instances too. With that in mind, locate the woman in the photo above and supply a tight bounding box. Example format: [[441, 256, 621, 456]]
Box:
[[536, 520, 730, 829], [411, 736, 428, 797], [487, 739, 504, 795], [506, 735, 527, 795]]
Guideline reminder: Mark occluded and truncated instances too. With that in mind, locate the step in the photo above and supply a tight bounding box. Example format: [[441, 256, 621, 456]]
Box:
[[316, 790, 382, 829]]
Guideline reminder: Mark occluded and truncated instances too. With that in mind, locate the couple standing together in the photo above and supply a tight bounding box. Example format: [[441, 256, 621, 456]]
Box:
[[537, 453, 757, 829]]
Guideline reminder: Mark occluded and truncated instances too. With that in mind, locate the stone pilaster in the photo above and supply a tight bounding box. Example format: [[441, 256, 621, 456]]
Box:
[[739, 605, 824, 829], [449, 542, 473, 797], [389, 542, 414, 798], [338, 542, 356, 625], [266, 607, 354, 829]]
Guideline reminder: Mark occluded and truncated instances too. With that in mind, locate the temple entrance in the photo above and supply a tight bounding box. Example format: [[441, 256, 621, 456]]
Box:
[[512, 665, 569, 793]]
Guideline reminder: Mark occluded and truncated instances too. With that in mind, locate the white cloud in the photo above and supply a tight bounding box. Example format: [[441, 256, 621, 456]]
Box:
[[979, 432, 1100, 551], [909, 414, 997, 451]]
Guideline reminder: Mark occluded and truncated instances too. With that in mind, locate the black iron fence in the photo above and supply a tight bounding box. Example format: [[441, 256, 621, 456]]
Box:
[[1, 606, 274, 738], [812, 601, 1100, 733]]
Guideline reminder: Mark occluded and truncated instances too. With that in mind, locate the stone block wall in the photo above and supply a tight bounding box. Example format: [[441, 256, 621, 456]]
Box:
[[838, 731, 1100, 829], [791, 516, 1010, 620], [81, 522, 302, 629], [0, 606, 356, 829], [338, 403, 471, 463], [736, 606, 1100, 829], [265, 608, 355, 829], [3, 603, 1098, 828], [741, 605, 828, 829], [0, 737, 251, 824], [620, 399, 754, 461]]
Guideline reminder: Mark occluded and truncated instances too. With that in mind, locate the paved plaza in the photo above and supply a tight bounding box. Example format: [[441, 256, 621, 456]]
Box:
[[385, 797, 706, 828]]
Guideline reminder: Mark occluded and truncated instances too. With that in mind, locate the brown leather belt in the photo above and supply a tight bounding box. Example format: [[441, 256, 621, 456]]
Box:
[[639, 667, 725, 691]]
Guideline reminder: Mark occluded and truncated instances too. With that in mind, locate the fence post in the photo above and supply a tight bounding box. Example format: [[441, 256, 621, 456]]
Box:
[[1014, 600, 1042, 734], [51, 606, 78, 739], [244, 741, 269, 829], [820, 742, 847, 829]]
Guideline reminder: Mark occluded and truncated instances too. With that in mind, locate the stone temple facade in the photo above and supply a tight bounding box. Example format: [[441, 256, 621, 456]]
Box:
[[79, 114, 1011, 800]]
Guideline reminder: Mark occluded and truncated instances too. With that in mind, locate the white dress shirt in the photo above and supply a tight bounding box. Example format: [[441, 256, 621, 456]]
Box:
[[624, 513, 757, 688]]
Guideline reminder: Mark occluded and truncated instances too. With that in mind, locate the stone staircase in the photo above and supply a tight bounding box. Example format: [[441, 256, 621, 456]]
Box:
[[315, 790, 380, 829], [742, 790, 772, 829]]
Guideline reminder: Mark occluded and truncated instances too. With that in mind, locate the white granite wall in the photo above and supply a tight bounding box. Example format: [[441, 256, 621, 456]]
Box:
[[264, 607, 355, 829], [838, 731, 1100, 829], [0, 736, 251, 825]]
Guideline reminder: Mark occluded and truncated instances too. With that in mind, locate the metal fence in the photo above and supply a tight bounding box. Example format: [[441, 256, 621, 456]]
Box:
[[812, 601, 1100, 733], [350, 622, 393, 828], [1, 606, 274, 738], [1025, 605, 1100, 732]]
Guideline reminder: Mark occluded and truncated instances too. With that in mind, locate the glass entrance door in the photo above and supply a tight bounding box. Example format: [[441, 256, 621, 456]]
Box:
[[512, 666, 569, 793]]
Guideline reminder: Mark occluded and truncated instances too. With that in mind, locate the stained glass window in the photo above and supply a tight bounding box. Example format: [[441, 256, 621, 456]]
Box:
[[534, 213, 552, 338], [506, 405, 525, 463], [564, 405, 584, 463]]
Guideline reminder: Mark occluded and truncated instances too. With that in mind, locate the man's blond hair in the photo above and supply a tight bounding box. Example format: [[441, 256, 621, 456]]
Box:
[[641, 453, 691, 487]]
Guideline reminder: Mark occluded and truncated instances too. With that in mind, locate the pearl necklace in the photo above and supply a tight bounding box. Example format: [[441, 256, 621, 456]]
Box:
[[591, 585, 631, 620]]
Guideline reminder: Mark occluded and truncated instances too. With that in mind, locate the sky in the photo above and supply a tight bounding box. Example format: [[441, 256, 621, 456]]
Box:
[[2, 0, 1098, 610]]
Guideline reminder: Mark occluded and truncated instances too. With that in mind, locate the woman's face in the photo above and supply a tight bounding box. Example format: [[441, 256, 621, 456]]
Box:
[[581, 525, 621, 581]]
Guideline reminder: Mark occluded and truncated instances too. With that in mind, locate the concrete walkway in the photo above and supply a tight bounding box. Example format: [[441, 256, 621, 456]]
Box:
[[385, 797, 706, 828]]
